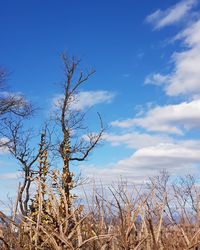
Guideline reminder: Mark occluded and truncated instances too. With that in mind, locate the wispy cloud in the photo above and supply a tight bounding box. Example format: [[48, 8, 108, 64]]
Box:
[[167, 19, 200, 97], [0, 137, 9, 155], [52, 90, 115, 111], [0, 172, 19, 180], [111, 99, 200, 135], [145, 73, 169, 86], [145, 18, 200, 97], [146, 0, 197, 30], [103, 132, 172, 149]]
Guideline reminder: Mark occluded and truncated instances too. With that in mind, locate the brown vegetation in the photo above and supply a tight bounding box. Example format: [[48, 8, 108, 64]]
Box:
[[1, 171, 200, 249]]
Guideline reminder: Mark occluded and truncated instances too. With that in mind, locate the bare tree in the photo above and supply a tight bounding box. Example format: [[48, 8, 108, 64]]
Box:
[[148, 170, 177, 223], [0, 56, 103, 218], [53, 54, 104, 203], [0, 67, 32, 118], [0, 67, 7, 86], [1, 118, 50, 216], [0, 67, 33, 150]]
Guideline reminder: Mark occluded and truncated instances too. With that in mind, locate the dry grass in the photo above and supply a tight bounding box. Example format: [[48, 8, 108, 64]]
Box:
[[1, 173, 200, 249]]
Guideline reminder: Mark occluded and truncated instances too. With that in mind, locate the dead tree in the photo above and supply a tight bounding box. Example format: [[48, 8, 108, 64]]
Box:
[[0, 67, 33, 149], [148, 170, 177, 223], [2, 119, 50, 216], [54, 54, 104, 203], [0, 67, 32, 118]]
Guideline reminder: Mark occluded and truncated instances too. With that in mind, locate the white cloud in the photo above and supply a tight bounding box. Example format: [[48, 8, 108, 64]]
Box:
[[103, 132, 172, 149], [73, 91, 114, 110], [111, 99, 200, 135], [0, 172, 19, 180], [166, 20, 200, 97], [146, 0, 197, 29], [175, 18, 200, 47], [52, 90, 114, 111], [145, 73, 169, 86], [82, 142, 200, 184], [0, 137, 9, 154], [146, 18, 200, 97]]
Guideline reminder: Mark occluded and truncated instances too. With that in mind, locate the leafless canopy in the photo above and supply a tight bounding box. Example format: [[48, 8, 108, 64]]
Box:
[[0, 67, 33, 118], [0, 67, 33, 151], [54, 54, 104, 199]]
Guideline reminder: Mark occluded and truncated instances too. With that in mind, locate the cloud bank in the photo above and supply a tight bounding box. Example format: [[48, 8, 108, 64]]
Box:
[[82, 142, 200, 184]]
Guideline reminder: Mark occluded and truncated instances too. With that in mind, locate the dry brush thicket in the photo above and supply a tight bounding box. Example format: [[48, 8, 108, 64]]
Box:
[[1, 166, 200, 249]]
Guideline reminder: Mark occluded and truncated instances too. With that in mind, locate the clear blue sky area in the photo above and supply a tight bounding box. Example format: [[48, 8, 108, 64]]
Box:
[[0, 1, 173, 106]]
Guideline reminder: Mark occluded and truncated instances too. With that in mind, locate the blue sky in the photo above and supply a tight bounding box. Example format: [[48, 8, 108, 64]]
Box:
[[1, 0, 200, 203]]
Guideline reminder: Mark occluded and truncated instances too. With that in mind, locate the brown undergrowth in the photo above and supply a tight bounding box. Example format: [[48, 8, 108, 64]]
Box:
[[1, 172, 200, 249]]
